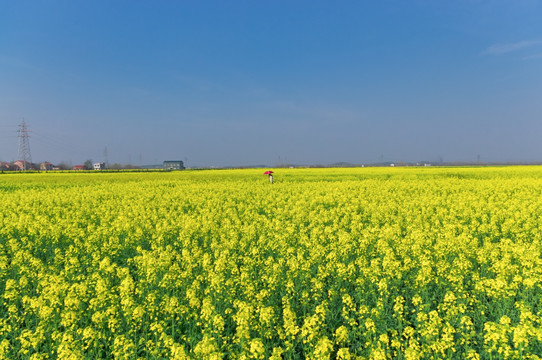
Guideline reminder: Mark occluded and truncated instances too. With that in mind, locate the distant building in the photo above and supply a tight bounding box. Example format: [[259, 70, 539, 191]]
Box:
[[163, 160, 185, 170], [40, 162, 54, 171], [13, 160, 33, 170], [93, 162, 106, 170], [13, 160, 23, 170], [73, 165, 86, 171], [0, 162, 10, 171]]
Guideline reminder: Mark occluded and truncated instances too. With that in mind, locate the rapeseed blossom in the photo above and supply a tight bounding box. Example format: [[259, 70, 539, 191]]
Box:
[[1, 167, 541, 358]]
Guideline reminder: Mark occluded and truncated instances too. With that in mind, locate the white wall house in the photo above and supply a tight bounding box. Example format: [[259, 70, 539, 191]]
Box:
[[94, 162, 106, 170]]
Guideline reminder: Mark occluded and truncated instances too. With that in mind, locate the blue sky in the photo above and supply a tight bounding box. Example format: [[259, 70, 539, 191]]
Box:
[[1, 1, 541, 166]]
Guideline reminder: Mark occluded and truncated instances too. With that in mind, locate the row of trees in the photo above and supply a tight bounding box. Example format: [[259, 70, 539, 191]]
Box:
[[83, 160, 143, 170]]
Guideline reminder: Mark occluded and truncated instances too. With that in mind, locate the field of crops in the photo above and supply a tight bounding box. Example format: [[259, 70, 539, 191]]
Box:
[[1, 167, 542, 359]]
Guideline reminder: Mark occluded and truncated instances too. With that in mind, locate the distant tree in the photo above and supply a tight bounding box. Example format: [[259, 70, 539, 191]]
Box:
[[57, 162, 71, 170], [83, 159, 93, 170]]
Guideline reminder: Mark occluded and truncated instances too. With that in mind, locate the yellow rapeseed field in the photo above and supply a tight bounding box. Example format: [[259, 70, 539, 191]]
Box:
[[1, 167, 541, 359]]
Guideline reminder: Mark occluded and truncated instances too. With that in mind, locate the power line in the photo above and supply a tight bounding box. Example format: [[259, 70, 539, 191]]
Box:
[[32, 129, 97, 157], [32, 135, 71, 154]]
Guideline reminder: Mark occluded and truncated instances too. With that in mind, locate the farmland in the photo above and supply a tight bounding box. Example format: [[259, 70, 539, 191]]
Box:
[[1, 167, 541, 359]]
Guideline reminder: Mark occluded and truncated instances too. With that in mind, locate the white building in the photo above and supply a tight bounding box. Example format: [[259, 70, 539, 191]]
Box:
[[94, 162, 106, 170]]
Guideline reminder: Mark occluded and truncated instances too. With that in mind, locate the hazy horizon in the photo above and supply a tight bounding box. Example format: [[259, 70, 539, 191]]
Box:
[[1, 1, 541, 167]]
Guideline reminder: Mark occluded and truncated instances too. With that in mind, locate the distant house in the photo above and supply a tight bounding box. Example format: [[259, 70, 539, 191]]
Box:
[[93, 162, 106, 170], [13, 160, 31, 170], [40, 162, 54, 171], [0, 162, 10, 171], [163, 160, 185, 170], [73, 165, 86, 171]]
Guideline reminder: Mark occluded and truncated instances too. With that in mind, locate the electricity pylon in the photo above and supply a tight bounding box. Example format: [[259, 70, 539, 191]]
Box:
[[17, 120, 32, 170]]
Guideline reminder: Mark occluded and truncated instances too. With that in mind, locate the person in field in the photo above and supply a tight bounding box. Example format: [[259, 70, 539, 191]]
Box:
[[264, 170, 274, 183]]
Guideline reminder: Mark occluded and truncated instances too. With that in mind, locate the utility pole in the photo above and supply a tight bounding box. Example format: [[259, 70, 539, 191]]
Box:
[[104, 146, 109, 167], [17, 119, 32, 170]]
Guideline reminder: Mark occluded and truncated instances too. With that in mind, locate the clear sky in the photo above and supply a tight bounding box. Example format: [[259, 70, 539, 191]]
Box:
[[1, 1, 541, 167]]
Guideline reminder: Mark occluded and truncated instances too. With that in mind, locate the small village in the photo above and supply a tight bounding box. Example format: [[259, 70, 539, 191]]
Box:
[[0, 160, 185, 172], [1, 121, 188, 172], [0, 160, 101, 171]]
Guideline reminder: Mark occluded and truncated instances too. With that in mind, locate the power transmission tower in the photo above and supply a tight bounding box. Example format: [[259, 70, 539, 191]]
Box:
[[104, 146, 109, 166], [17, 120, 32, 170]]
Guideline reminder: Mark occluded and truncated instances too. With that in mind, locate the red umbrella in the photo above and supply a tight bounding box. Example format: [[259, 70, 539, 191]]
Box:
[[264, 171, 274, 175]]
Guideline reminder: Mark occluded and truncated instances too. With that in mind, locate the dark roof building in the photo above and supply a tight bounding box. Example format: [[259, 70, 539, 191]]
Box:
[[163, 160, 185, 170]]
